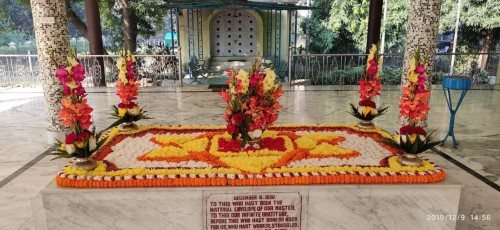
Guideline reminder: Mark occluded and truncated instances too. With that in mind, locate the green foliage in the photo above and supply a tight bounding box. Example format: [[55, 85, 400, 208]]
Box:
[[310, 66, 402, 85], [439, 0, 500, 52], [389, 131, 441, 155], [301, 0, 356, 53], [348, 103, 389, 121], [100, 0, 171, 51], [304, 0, 408, 53]]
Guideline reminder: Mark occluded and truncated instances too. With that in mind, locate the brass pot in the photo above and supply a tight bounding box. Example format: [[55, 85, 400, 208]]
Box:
[[357, 120, 375, 129], [72, 157, 98, 171], [397, 153, 423, 167], [120, 121, 138, 131]]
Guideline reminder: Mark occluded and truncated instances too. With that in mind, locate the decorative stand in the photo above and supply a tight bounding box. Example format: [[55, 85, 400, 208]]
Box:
[[441, 77, 472, 148]]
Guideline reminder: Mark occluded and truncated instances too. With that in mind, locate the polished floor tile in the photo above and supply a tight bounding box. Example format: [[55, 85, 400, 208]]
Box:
[[0, 86, 499, 229]]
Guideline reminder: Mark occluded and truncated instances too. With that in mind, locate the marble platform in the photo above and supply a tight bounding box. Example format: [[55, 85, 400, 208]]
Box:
[[33, 177, 462, 230]]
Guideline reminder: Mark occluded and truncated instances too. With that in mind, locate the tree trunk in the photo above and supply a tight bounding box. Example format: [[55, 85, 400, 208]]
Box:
[[121, 0, 138, 53], [85, 0, 107, 87], [477, 29, 493, 70], [68, 9, 88, 39]]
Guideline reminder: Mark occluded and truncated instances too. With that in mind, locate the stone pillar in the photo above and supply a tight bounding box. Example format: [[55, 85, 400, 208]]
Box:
[[31, 0, 71, 144], [400, 0, 441, 126]]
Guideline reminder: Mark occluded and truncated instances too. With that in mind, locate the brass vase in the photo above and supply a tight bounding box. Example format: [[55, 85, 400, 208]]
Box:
[[397, 153, 423, 167], [72, 157, 98, 171], [357, 120, 375, 129], [120, 121, 138, 131]]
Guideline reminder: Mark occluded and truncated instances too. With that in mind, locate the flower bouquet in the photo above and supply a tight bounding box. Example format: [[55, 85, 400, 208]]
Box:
[[50, 51, 107, 170], [219, 58, 283, 148], [111, 49, 150, 130], [393, 50, 440, 166], [349, 44, 388, 128]]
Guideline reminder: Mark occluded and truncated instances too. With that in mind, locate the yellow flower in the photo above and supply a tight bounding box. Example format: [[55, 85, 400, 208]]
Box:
[[409, 133, 417, 143], [60, 143, 66, 151], [362, 106, 377, 116], [408, 71, 418, 83], [182, 138, 209, 152], [295, 137, 317, 149], [118, 108, 127, 117], [66, 81, 79, 89], [235, 69, 250, 93], [75, 141, 85, 148], [67, 56, 79, 66], [367, 44, 377, 61], [118, 66, 128, 84], [146, 146, 189, 158]]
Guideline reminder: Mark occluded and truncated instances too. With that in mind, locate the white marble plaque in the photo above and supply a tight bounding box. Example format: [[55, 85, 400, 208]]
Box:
[[206, 192, 302, 230], [39, 17, 55, 24]]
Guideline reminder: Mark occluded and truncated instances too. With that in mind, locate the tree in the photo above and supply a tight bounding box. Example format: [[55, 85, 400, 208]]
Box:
[[100, 0, 170, 52], [303, 0, 408, 54], [440, 0, 500, 70], [300, 0, 356, 53]]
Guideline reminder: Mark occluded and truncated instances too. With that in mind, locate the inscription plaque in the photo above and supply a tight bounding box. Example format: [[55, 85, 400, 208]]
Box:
[[206, 192, 302, 230]]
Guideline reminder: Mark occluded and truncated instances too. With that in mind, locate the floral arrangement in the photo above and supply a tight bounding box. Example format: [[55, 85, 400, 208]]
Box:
[[395, 50, 439, 154], [219, 58, 283, 147], [55, 124, 445, 188], [349, 44, 388, 121], [50, 51, 105, 159], [111, 49, 150, 126]]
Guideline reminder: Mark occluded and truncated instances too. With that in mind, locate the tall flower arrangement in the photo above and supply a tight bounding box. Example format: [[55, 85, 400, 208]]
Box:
[[219, 58, 283, 147], [111, 49, 150, 128], [394, 50, 439, 163], [50, 52, 104, 166], [349, 44, 388, 126]]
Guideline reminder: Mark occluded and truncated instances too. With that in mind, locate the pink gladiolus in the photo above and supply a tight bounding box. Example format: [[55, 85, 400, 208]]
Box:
[[55, 68, 69, 83], [75, 86, 86, 97], [72, 64, 85, 82], [415, 64, 425, 74], [367, 65, 378, 76]]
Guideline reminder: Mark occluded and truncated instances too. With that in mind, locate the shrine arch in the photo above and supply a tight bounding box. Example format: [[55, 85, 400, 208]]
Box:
[[209, 10, 262, 57]]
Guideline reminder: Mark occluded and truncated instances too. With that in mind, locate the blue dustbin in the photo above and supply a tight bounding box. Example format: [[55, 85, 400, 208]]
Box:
[[441, 77, 472, 148]]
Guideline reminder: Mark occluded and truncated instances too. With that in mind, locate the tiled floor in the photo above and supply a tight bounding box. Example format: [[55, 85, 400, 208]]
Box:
[[0, 86, 499, 229]]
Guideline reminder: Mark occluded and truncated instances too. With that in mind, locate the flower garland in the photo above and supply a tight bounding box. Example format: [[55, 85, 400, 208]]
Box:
[[219, 58, 283, 146], [349, 44, 388, 121], [50, 52, 100, 159], [395, 50, 439, 154], [55, 124, 445, 188], [111, 49, 150, 124]]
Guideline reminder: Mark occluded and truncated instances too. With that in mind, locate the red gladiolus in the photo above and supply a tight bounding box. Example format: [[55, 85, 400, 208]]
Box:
[[231, 113, 245, 125], [359, 99, 376, 108], [65, 133, 78, 144], [227, 123, 238, 134]]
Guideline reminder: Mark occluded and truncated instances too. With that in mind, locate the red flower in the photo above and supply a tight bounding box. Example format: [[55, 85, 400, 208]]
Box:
[[250, 75, 260, 87], [75, 86, 86, 97], [227, 123, 238, 134], [400, 125, 413, 135], [367, 65, 378, 76], [71, 64, 85, 82], [65, 132, 78, 144], [231, 113, 245, 125], [414, 126, 427, 135], [415, 64, 425, 74], [359, 99, 376, 108], [55, 68, 69, 83]]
